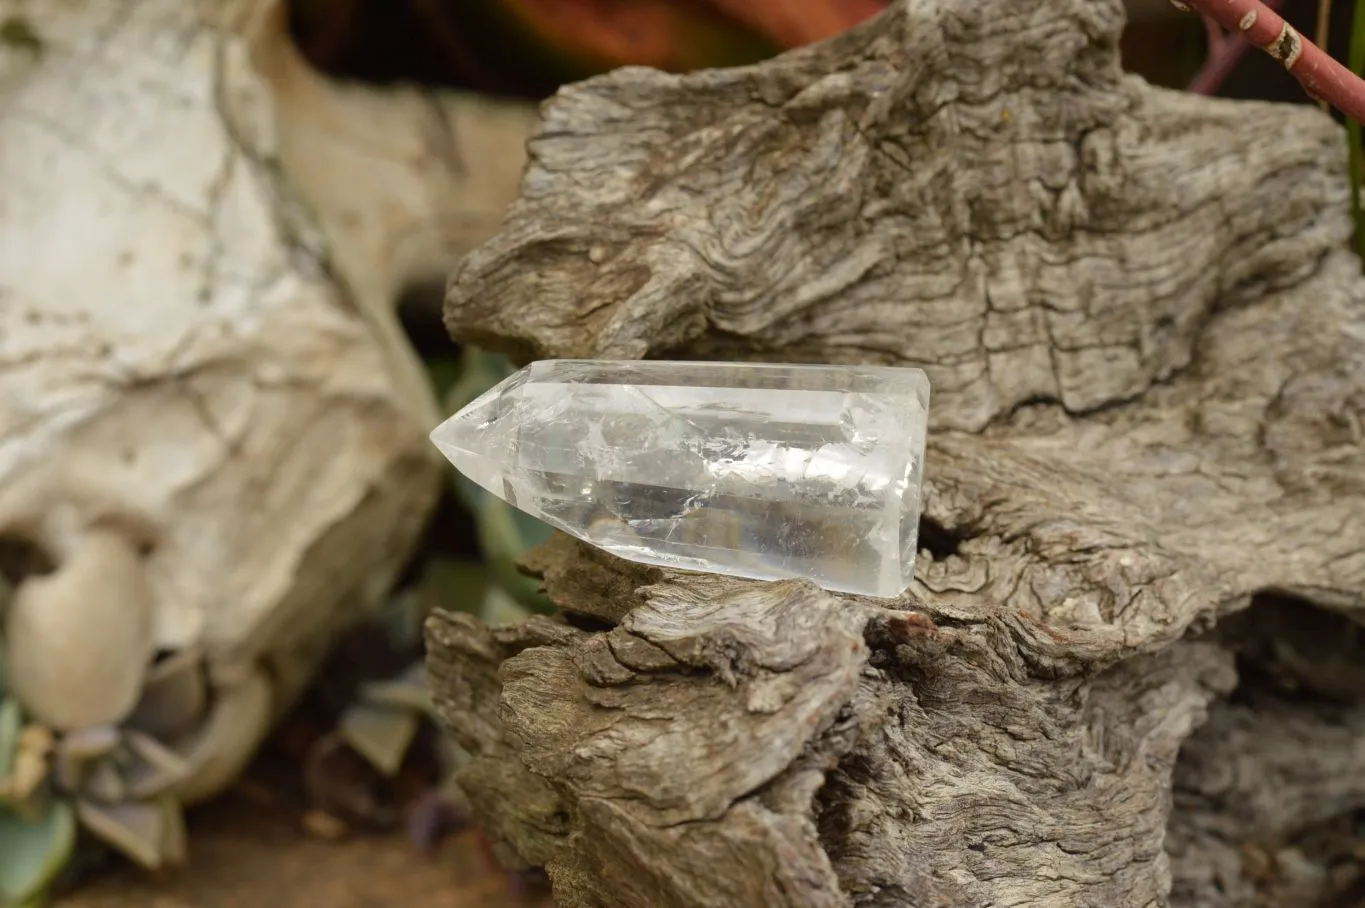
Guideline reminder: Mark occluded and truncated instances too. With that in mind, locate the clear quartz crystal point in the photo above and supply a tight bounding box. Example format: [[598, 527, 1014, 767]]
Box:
[[430, 360, 930, 598]]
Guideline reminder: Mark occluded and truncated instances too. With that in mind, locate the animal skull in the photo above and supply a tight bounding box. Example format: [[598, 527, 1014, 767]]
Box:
[[0, 0, 536, 846]]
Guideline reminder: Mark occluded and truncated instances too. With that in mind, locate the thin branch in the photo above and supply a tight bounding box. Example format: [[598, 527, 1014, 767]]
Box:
[[1316, 0, 1334, 111], [1348, 0, 1365, 254], [1178, 0, 1365, 123], [1317, 0, 1335, 53], [1188, 0, 1286, 95], [1203, 10, 1223, 58]]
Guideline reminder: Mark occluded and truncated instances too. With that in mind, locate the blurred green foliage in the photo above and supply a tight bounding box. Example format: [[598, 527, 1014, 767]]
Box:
[[336, 345, 555, 784], [442, 347, 555, 617], [0, 622, 76, 908]]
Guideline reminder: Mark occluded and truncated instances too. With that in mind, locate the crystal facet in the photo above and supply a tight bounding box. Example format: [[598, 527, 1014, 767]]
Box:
[[430, 360, 930, 598]]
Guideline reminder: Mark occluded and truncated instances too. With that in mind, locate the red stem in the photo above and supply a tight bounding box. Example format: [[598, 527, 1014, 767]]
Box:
[[1180, 0, 1365, 123], [1187, 0, 1286, 95]]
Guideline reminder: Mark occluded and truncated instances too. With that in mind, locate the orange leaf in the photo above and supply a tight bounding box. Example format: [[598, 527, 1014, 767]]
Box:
[[497, 0, 780, 73], [697, 0, 890, 48]]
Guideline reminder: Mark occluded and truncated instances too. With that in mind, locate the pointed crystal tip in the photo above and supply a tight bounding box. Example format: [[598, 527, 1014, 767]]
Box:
[[430, 359, 930, 598]]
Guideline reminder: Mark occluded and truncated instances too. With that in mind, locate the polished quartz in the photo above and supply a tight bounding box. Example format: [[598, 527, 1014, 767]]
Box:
[[429, 360, 930, 597]]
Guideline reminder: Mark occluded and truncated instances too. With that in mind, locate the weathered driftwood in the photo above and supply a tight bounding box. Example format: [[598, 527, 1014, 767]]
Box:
[[425, 0, 1365, 905]]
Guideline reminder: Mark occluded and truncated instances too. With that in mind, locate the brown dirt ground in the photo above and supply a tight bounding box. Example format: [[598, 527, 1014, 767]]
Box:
[[56, 787, 553, 908]]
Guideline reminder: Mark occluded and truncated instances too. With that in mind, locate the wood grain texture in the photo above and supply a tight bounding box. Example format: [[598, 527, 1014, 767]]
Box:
[[427, 0, 1365, 904]]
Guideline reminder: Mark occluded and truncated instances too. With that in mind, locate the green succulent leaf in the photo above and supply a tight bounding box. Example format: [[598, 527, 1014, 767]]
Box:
[[74, 796, 182, 870], [438, 346, 554, 614], [445, 348, 517, 520], [443, 346, 517, 417], [0, 698, 21, 781], [424, 355, 465, 403], [422, 559, 490, 617], [339, 702, 421, 778], [0, 799, 76, 907], [477, 494, 553, 613], [359, 663, 433, 714], [480, 584, 534, 626], [0, 586, 10, 690]]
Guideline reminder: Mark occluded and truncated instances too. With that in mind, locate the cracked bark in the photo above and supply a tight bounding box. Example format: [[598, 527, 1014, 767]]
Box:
[[424, 0, 1365, 905]]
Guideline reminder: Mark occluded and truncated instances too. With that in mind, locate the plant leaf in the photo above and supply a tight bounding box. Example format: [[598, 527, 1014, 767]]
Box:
[[0, 800, 76, 905], [423, 356, 464, 402], [443, 346, 515, 416], [480, 584, 533, 625], [0, 611, 10, 690], [697, 0, 887, 48], [339, 702, 421, 778], [422, 559, 490, 616], [74, 799, 171, 870], [0, 699, 20, 781], [483, 0, 779, 77], [440, 346, 554, 613], [477, 494, 553, 613]]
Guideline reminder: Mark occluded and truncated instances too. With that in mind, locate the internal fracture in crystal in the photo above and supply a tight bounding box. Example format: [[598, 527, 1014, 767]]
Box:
[[429, 360, 930, 597]]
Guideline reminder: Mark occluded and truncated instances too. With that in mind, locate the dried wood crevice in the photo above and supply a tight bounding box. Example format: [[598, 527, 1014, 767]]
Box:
[[426, 0, 1365, 904]]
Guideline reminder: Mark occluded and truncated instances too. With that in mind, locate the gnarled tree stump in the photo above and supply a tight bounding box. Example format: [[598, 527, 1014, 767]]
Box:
[[425, 1, 1365, 905]]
